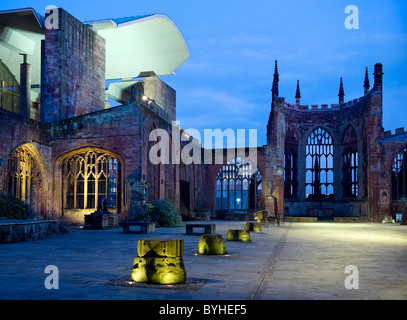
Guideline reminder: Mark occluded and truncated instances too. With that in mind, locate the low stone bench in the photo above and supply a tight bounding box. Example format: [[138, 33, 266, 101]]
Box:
[[186, 223, 216, 235], [244, 221, 262, 232], [226, 229, 251, 242], [83, 213, 119, 230], [122, 221, 155, 234], [132, 238, 186, 284], [197, 234, 228, 255]]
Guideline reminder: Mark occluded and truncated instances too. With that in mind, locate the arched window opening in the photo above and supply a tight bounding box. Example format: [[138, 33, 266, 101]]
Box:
[[284, 127, 298, 198], [392, 147, 407, 201], [305, 128, 334, 200], [62, 149, 121, 211], [4, 146, 37, 204], [342, 126, 358, 198], [215, 157, 262, 211]]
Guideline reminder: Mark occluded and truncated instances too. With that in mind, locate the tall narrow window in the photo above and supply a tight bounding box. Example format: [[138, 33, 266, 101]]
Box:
[[392, 147, 407, 200], [62, 150, 121, 210], [215, 157, 262, 211], [4, 146, 37, 204], [305, 127, 334, 199], [342, 126, 358, 197], [284, 127, 298, 198]]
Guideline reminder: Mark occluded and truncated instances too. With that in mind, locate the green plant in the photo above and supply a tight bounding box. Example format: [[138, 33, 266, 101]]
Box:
[[148, 199, 183, 227], [0, 193, 31, 219]]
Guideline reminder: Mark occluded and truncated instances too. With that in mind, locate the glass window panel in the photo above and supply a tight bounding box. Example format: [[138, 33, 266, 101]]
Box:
[[242, 190, 248, 209], [229, 190, 235, 209]]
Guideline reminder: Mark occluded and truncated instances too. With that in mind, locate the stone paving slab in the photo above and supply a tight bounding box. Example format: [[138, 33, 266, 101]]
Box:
[[0, 220, 406, 300]]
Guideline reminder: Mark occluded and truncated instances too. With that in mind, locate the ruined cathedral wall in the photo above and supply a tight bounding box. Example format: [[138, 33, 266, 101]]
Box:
[[381, 129, 407, 217], [48, 94, 183, 224], [281, 97, 371, 218], [0, 109, 52, 217], [41, 8, 106, 123], [0, 110, 51, 175], [50, 103, 143, 223]]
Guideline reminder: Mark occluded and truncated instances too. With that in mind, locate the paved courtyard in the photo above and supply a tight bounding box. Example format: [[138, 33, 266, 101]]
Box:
[[0, 220, 406, 300]]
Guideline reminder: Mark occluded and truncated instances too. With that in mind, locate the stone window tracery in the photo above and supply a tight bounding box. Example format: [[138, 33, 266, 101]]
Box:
[[4, 146, 37, 204], [215, 157, 262, 211], [392, 147, 407, 200], [305, 127, 334, 199], [62, 150, 121, 210], [342, 126, 358, 198], [284, 127, 298, 198]]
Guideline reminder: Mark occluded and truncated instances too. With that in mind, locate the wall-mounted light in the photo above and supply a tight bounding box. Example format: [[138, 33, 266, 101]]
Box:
[[141, 95, 153, 105]]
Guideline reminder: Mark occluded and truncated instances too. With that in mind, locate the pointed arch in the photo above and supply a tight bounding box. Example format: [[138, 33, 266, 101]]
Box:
[[305, 127, 334, 199], [284, 126, 299, 198], [392, 146, 407, 201], [58, 147, 122, 212], [342, 125, 358, 197], [2, 142, 49, 217]]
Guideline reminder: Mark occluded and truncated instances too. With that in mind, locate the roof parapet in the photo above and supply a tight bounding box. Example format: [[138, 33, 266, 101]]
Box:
[[285, 103, 341, 111], [384, 127, 407, 140]]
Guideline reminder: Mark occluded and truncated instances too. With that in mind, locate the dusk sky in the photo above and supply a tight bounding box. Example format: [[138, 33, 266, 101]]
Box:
[[2, 0, 407, 147]]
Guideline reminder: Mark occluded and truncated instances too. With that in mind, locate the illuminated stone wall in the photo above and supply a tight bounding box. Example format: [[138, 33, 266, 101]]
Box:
[[40, 8, 106, 123], [260, 63, 399, 221]]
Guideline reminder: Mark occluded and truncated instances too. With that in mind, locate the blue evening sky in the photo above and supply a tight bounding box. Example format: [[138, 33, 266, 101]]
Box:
[[2, 0, 406, 147]]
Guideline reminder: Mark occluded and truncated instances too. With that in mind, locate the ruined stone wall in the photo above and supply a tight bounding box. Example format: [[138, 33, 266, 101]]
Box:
[[144, 76, 176, 122], [49, 95, 202, 224], [201, 146, 267, 215], [274, 91, 386, 220], [41, 8, 105, 123], [50, 102, 142, 223], [0, 109, 52, 217], [382, 129, 407, 217]]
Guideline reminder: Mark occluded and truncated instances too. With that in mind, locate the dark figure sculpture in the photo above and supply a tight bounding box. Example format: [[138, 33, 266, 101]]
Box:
[[102, 199, 108, 213]]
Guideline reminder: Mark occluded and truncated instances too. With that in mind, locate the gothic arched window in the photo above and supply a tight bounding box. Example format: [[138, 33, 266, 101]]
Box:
[[4, 146, 37, 204], [215, 157, 262, 211], [392, 147, 407, 200], [62, 149, 121, 211], [342, 126, 358, 198], [284, 127, 298, 198], [305, 127, 334, 199]]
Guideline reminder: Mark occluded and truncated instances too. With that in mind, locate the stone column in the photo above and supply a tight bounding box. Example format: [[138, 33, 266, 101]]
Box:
[[264, 97, 285, 217]]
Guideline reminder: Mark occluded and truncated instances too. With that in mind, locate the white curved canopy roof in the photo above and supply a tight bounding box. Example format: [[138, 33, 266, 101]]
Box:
[[85, 14, 190, 80], [0, 9, 189, 92], [0, 8, 44, 90]]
